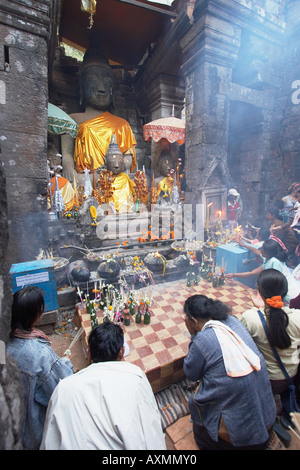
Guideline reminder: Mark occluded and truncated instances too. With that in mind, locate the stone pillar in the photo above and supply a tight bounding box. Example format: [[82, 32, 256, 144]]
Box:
[[147, 73, 185, 120], [278, 0, 300, 185], [134, 6, 191, 178], [0, 67, 24, 452], [180, 2, 241, 204], [0, 0, 53, 449], [0, 0, 52, 266], [145, 73, 185, 174], [180, 0, 288, 224]]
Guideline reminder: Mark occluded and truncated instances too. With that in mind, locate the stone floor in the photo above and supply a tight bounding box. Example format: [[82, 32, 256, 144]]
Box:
[[48, 311, 300, 451], [164, 415, 198, 450], [164, 414, 300, 450]]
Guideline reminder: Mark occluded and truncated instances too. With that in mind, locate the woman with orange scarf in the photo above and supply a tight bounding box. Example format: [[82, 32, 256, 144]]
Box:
[[241, 269, 300, 415]]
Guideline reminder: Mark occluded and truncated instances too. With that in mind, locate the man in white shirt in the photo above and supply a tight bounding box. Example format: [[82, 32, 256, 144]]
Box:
[[40, 322, 166, 450]]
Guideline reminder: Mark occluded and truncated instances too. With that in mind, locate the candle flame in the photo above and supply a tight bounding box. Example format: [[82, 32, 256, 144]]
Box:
[[207, 202, 213, 207]]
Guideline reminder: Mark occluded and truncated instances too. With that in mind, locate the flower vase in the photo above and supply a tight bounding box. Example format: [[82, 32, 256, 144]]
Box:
[[144, 308, 151, 324], [124, 316, 131, 326], [123, 308, 130, 326], [135, 308, 142, 324]]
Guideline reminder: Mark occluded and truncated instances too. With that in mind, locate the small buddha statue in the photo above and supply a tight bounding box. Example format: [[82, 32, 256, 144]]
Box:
[[99, 135, 135, 213], [155, 152, 175, 202], [47, 144, 75, 213], [61, 35, 136, 184]]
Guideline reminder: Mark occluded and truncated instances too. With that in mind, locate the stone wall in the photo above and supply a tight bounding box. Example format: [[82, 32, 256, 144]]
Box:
[[276, 0, 300, 193], [0, 82, 24, 451], [0, 0, 53, 450], [179, 0, 300, 225], [0, 0, 51, 267]]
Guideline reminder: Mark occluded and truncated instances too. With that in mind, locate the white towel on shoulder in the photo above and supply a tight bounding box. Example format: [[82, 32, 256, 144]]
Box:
[[202, 320, 261, 377]]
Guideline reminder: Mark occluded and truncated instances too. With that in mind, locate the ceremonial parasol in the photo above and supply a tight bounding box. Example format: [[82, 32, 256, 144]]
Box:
[[48, 103, 78, 139], [143, 116, 185, 145]]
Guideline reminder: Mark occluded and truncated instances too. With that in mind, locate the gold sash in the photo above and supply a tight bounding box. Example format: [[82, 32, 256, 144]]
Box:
[[110, 173, 135, 212], [157, 176, 174, 197], [74, 112, 136, 172]]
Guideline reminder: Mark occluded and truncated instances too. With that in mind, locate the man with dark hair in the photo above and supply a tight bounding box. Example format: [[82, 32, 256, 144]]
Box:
[[40, 322, 165, 450], [88, 321, 124, 362]]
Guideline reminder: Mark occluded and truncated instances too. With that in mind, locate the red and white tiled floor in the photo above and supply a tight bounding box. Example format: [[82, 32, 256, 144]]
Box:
[[75, 278, 253, 392]]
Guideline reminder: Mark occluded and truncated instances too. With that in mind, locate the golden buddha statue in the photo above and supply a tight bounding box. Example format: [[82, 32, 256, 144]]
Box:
[[61, 35, 136, 184], [99, 135, 135, 213]]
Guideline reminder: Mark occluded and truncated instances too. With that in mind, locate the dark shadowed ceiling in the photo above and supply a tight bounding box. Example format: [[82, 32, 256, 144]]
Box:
[[59, 0, 178, 68]]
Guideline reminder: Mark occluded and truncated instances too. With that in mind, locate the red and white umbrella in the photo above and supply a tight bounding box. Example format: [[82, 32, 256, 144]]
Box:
[[143, 116, 185, 145]]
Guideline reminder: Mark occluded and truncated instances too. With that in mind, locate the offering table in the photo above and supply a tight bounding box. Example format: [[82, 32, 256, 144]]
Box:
[[75, 278, 253, 393]]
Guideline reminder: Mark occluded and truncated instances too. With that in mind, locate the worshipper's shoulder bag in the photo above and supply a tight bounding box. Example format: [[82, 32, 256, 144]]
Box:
[[257, 310, 300, 415]]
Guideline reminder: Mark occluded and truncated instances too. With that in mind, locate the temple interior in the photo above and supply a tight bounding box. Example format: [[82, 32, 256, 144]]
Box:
[[1, 0, 300, 450]]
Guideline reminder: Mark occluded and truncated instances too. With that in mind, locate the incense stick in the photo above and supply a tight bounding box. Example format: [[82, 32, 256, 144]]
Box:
[[64, 327, 84, 356]]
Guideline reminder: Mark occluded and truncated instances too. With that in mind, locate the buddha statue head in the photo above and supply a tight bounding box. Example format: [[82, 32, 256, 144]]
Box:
[[79, 34, 115, 111], [105, 135, 125, 175], [157, 151, 174, 178], [123, 148, 133, 173]]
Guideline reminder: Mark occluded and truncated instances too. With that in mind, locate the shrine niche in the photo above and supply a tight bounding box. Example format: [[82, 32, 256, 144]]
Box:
[[59, 35, 137, 187]]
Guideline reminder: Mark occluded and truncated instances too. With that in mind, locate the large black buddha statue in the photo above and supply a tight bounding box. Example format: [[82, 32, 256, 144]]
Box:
[[61, 35, 136, 184]]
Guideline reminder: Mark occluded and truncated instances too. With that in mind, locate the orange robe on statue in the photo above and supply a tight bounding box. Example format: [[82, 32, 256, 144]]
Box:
[[74, 112, 137, 172], [48, 176, 75, 212]]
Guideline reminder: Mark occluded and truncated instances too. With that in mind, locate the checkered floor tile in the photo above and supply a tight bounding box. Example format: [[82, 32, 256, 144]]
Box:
[[76, 278, 252, 392]]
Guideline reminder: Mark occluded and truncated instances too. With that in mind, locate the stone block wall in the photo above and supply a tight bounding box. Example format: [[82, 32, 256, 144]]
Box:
[[276, 0, 300, 190], [0, 0, 51, 266], [180, 0, 300, 224]]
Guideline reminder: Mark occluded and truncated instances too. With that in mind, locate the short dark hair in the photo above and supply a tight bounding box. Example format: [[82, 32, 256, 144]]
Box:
[[184, 294, 231, 322], [11, 286, 44, 336], [258, 226, 270, 241], [262, 238, 287, 262], [88, 322, 124, 363]]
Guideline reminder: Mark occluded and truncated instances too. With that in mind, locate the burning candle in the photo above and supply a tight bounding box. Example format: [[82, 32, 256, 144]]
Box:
[[234, 225, 242, 241], [218, 210, 222, 228], [206, 202, 213, 235]]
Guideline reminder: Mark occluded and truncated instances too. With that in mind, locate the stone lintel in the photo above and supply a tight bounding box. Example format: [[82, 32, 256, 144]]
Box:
[[180, 11, 241, 74], [219, 81, 274, 110], [193, 0, 285, 43]]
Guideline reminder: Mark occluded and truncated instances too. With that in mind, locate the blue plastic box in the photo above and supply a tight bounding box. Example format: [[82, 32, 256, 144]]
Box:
[[10, 259, 58, 312], [216, 243, 260, 288]]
